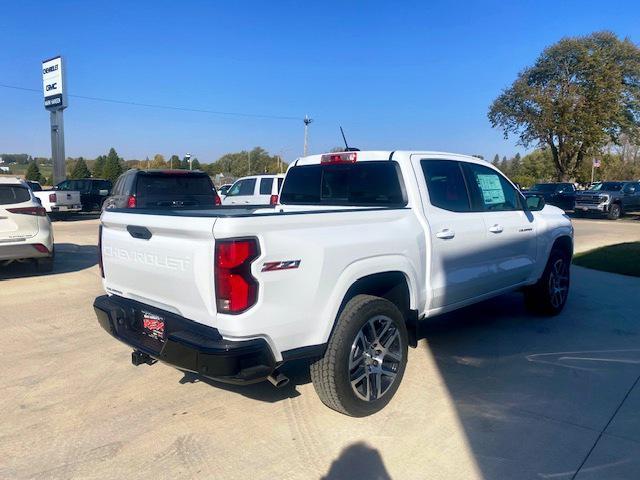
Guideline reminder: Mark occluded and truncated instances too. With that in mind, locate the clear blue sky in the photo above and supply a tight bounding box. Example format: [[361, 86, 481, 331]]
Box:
[[1, 0, 639, 164]]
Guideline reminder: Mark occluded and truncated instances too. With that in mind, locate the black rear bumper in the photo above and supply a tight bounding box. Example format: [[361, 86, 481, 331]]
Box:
[[93, 295, 276, 383]]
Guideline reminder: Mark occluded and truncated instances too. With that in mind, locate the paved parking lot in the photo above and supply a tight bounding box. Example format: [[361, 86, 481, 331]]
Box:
[[1, 217, 639, 479]]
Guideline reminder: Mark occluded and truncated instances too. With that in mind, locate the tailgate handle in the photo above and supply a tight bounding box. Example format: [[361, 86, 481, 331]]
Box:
[[127, 225, 152, 240]]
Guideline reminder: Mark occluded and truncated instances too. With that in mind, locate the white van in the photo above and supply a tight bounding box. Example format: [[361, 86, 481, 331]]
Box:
[[222, 174, 285, 206]]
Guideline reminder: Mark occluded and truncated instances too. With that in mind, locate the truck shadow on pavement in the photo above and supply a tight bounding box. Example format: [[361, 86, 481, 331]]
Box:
[[178, 358, 314, 402], [418, 272, 640, 480], [0, 243, 97, 280]]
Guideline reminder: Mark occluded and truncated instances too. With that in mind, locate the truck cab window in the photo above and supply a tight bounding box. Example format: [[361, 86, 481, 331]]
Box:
[[463, 163, 522, 212], [421, 160, 470, 212]]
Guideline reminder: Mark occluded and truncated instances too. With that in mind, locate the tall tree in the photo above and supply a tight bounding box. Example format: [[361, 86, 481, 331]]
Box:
[[169, 155, 181, 169], [492, 154, 500, 166], [70, 157, 91, 179], [489, 32, 640, 181], [25, 161, 42, 182], [149, 154, 166, 169], [191, 158, 201, 170], [102, 148, 123, 183], [93, 155, 106, 178]]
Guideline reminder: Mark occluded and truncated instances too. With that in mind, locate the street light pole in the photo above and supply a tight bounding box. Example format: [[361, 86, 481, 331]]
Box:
[[303, 115, 313, 156], [185, 153, 192, 170]]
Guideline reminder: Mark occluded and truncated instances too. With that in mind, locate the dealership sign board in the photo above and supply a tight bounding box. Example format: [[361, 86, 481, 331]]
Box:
[[42, 56, 67, 110]]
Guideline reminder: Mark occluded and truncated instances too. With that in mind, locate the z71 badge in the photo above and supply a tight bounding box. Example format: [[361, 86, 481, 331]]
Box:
[[261, 260, 301, 272]]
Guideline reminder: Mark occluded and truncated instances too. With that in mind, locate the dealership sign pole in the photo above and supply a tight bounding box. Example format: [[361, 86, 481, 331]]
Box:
[[42, 56, 67, 185]]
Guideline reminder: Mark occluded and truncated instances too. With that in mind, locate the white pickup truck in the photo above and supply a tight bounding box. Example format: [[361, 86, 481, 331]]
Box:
[[27, 181, 82, 215], [94, 151, 573, 416]]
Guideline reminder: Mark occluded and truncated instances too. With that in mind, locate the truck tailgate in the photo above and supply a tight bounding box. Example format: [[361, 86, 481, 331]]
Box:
[[101, 211, 218, 325], [51, 190, 81, 206]]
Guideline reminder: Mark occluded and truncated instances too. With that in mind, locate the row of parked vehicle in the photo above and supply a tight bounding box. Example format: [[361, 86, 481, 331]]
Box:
[[523, 180, 640, 220]]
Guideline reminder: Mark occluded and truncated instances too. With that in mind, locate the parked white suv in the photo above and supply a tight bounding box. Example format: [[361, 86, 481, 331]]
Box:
[[0, 178, 54, 272], [222, 174, 285, 206], [95, 151, 572, 416]]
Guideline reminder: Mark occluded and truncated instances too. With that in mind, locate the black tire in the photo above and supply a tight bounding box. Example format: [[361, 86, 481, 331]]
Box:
[[36, 252, 55, 273], [524, 248, 570, 315], [310, 294, 408, 416], [607, 203, 622, 220]]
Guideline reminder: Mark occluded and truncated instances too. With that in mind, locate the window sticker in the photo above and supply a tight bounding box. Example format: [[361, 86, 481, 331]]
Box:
[[476, 174, 505, 205]]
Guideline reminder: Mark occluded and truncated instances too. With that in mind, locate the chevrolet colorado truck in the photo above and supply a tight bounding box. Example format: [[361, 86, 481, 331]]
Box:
[[94, 151, 573, 416]]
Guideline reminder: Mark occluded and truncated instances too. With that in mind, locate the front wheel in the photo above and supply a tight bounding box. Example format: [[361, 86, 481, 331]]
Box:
[[607, 203, 622, 220], [310, 295, 408, 416], [524, 249, 570, 315]]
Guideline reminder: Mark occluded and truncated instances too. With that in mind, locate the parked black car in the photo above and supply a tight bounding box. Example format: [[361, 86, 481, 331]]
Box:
[[56, 178, 112, 212], [525, 182, 576, 211], [103, 169, 221, 210]]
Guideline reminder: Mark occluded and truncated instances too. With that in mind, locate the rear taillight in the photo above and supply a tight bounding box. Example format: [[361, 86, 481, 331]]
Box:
[[320, 152, 357, 164], [127, 195, 137, 208], [32, 244, 50, 253], [215, 238, 259, 314], [7, 206, 47, 217], [269, 194, 279, 206], [214, 194, 222, 206], [98, 225, 104, 278], [49, 193, 57, 203]]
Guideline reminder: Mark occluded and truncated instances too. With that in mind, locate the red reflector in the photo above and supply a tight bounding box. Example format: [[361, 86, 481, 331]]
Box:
[[127, 195, 137, 208], [214, 194, 222, 206], [320, 152, 357, 164], [49, 193, 57, 203], [7, 206, 47, 217], [269, 194, 278, 206], [32, 243, 50, 253], [215, 239, 259, 314], [98, 225, 104, 278]]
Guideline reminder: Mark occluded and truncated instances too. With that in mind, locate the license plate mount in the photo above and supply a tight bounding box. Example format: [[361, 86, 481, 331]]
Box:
[[141, 311, 165, 343]]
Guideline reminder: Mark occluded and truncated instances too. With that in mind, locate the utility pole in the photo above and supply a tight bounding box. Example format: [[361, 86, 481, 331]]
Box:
[[247, 150, 251, 175], [185, 153, 192, 170], [303, 115, 313, 156]]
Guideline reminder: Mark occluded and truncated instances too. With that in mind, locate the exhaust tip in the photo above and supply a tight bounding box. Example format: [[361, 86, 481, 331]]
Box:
[[267, 371, 290, 388]]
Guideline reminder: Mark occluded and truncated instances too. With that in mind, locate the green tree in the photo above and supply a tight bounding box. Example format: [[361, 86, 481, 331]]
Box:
[[102, 148, 123, 183], [93, 155, 106, 178], [169, 155, 181, 169], [70, 157, 91, 179], [489, 32, 640, 181], [25, 161, 43, 182], [191, 158, 201, 170], [180, 157, 190, 169], [492, 154, 500, 166], [149, 154, 166, 169]]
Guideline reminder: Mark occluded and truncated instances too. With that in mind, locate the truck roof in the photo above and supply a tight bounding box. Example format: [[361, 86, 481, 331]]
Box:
[[295, 150, 492, 167]]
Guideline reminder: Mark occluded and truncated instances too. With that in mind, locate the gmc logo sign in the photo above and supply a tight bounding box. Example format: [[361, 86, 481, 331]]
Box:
[[46, 83, 57, 91]]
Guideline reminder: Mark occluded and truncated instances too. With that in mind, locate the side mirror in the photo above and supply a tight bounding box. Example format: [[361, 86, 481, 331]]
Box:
[[526, 195, 545, 211], [99, 189, 109, 196]]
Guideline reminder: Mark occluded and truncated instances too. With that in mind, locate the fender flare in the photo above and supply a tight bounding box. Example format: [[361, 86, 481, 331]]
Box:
[[318, 255, 421, 344]]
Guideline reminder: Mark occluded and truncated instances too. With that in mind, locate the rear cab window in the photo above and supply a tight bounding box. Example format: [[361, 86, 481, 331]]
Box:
[[280, 161, 406, 206], [135, 172, 216, 208], [0, 185, 31, 205]]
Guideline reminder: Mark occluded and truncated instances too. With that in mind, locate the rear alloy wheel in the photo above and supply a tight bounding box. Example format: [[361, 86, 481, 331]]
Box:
[[525, 249, 570, 315], [607, 203, 622, 220], [310, 295, 408, 416]]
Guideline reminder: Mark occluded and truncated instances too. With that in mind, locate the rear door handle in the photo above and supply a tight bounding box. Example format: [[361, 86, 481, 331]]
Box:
[[435, 228, 455, 240], [488, 224, 504, 234]]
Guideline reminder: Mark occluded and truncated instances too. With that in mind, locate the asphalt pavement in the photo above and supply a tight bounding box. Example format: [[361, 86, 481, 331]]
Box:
[[0, 216, 639, 480]]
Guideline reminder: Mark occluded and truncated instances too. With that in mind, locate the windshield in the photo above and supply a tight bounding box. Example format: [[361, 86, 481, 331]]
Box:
[[530, 184, 557, 192], [588, 182, 623, 192]]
